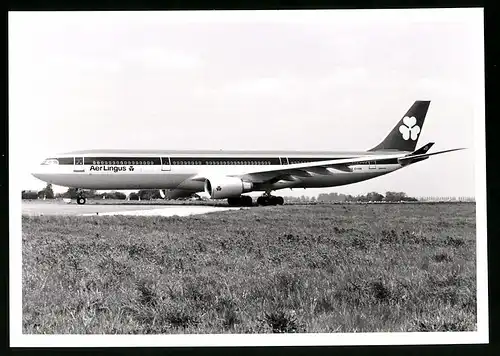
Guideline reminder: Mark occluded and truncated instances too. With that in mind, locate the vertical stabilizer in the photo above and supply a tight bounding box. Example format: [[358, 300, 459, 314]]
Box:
[[369, 101, 431, 152]]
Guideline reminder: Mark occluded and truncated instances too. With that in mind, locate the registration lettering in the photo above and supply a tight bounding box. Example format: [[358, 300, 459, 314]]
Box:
[[90, 165, 132, 173]]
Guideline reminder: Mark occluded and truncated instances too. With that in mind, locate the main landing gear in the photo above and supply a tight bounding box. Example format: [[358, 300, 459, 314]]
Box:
[[257, 195, 284, 206], [227, 195, 253, 207], [76, 189, 87, 205]]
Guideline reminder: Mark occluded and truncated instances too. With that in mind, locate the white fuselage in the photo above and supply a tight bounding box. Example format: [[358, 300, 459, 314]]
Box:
[[32, 149, 405, 196]]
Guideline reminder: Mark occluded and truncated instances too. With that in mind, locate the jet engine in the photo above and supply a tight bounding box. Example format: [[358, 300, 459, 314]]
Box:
[[204, 176, 253, 199]]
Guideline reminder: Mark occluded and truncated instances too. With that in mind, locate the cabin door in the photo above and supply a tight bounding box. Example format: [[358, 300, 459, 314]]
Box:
[[161, 157, 171, 171], [279, 157, 289, 165], [369, 161, 376, 170], [73, 157, 85, 172]]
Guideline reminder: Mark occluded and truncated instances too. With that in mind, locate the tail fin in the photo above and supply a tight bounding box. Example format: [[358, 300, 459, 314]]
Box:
[[369, 100, 431, 152]]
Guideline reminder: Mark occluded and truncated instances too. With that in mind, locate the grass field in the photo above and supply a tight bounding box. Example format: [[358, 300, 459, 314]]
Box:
[[22, 203, 476, 334]]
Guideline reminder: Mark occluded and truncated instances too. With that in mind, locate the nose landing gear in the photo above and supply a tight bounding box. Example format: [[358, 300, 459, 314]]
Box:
[[76, 189, 87, 205]]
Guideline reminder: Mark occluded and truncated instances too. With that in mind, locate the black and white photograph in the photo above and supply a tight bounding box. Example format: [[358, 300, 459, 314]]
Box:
[[9, 8, 487, 346]]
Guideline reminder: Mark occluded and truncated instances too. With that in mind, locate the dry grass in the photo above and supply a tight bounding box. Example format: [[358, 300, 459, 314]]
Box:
[[22, 203, 476, 334]]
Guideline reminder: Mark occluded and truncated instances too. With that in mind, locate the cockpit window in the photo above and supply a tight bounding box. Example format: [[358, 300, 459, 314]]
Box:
[[41, 158, 59, 165]]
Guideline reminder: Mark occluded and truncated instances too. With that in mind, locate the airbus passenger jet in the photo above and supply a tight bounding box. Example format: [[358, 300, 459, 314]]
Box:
[[32, 101, 463, 206]]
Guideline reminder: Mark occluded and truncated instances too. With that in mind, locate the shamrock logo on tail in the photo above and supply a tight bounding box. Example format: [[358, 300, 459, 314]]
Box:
[[399, 116, 421, 141]]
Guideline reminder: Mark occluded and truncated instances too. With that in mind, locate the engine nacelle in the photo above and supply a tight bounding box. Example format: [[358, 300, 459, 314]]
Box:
[[204, 176, 253, 199]]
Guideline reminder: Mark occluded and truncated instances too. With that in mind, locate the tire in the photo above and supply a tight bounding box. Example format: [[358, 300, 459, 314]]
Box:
[[227, 197, 238, 206], [242, 196, 253, 206], [77, 197, 86, 205], [257, 196, 267, 206], [276, 196, 284, 205]]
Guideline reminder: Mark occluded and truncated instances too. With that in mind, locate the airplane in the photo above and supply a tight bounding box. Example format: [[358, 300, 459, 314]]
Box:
[[32, 101, 464, 206]]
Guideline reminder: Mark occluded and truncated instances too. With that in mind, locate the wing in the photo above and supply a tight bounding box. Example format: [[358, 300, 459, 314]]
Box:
[[242, 154, 406, 183], [189, 146, 464, 185], [190, 153, 404, 184]]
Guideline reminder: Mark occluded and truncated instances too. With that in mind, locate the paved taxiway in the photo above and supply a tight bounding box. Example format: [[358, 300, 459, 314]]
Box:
[[22, 201, 243, 217]]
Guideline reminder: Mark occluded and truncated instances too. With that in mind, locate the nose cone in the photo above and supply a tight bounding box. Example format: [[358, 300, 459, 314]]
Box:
[[31, 165, 48, 182], [31, 171, 43, 181]]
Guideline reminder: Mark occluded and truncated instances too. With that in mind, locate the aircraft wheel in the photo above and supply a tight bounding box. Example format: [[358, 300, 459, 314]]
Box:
[[276, 196, 284, 205], [77, 197, 86, 205], [268, 196, 279, 206], [242, 196, 253, 206], [257, 196, 267, 206], [227, 197, 239, 207]]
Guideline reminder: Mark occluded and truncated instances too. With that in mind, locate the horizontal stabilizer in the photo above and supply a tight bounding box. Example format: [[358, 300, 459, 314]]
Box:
[[398, 147, 465, 165], [410, 142, 435, 156]]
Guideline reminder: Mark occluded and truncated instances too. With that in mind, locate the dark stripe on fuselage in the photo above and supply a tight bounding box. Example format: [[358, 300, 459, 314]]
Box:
[[51, 157, 74, 165], [57, 156, 399, 166], [355, 158, 399, 165], [76, 156, 356, 165], [82, 157, 161, 165], [168, 157, 283, 165]]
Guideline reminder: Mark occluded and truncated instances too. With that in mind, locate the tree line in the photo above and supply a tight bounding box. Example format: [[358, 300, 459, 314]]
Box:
[[23, 185, 417, 203], [287, 191, 418, 203], [22, 185, 165, 201]]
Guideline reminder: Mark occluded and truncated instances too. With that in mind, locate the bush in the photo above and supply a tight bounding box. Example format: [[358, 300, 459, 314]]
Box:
[[22, 191, 39, 200], [103, 191, 126, 200], [129, 192, 140, 200], [138, 189, 162, 200], [60, 188, 79, 199]]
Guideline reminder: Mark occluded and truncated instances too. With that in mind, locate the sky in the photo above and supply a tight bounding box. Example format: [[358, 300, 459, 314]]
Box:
[[9, 9, 484, 197]]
